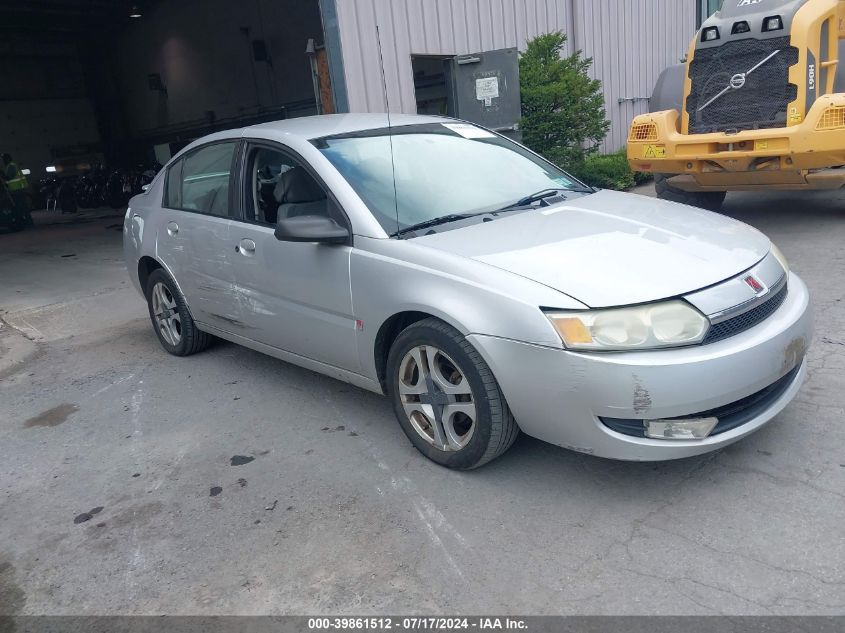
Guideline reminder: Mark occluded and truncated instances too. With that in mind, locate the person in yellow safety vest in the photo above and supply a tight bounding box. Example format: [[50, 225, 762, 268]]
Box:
[[1, 153, 33, 226], [1, 176, 22, 231]]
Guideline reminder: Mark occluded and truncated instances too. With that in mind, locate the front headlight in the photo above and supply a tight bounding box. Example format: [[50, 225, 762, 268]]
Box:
[[770, 243, 790, 275], [546, 301, 710, 351]]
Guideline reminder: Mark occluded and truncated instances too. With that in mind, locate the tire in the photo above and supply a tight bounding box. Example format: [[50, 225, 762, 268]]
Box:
[[386, 318, 519, 470], [655, 173, 726, 211], [144, 269, 212, 356]]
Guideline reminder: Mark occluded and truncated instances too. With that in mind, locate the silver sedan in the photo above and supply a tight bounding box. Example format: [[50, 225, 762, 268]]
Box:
[[123, 114, 812, 469]]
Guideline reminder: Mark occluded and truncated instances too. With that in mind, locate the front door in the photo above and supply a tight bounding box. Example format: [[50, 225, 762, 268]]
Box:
[[228, 141, 358, 372]]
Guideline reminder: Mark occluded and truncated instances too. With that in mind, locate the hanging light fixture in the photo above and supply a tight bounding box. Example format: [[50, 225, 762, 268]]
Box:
[[129, 4, 142, 18]]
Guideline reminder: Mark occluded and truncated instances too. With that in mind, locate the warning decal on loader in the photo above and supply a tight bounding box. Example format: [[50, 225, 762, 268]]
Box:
[[643, 145, 667, 159]]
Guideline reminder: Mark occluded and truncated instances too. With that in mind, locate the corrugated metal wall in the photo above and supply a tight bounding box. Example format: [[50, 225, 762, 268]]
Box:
[[333, 0, 696, 152], [571, 0, 696, 150]]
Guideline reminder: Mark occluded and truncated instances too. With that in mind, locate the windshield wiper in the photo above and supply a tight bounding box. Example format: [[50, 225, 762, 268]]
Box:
[[499, 186, 593, 212], [393, 186, 593, 237], [394, 213, 480, 237]]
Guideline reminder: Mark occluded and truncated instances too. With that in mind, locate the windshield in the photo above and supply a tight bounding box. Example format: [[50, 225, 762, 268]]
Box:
[[313, 122, 587, 235]]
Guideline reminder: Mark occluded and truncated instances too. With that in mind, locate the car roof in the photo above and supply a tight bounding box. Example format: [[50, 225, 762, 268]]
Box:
[[176, 114, 454, 157], [242, 113, 450, 141]]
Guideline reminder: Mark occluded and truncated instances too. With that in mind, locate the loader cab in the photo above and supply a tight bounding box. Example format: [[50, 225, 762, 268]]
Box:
[[697, 0, 723, 27]]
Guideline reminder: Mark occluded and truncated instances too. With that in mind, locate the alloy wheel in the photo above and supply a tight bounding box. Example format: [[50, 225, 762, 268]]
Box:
[[397, 345, 477, 452], [151, 281, 182, 346]]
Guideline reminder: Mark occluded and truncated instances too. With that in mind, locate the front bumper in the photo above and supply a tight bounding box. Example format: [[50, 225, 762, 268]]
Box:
[[627, 95, 845, 191], [469, 273, 812, 461]]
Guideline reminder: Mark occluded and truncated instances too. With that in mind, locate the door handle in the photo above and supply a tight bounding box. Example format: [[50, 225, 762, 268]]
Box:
[[166, 221, 179, 236], [236, 238, 256, 255]]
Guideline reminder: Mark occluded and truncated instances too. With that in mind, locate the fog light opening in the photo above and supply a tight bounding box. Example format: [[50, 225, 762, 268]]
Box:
[[645, 417, 718, 440]]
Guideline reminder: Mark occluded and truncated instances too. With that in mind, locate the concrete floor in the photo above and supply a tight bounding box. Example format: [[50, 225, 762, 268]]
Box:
[[0, 193, 843, 616]]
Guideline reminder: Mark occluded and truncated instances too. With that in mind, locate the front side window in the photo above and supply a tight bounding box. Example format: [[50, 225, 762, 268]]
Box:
[[245, 145, 340, 226], [165, 142, 236, 217], [313, 123, 585, 235]]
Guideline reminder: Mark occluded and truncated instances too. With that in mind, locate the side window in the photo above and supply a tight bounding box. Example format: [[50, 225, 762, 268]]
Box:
[[247, 146, 331, 226], [165, 158, 183, 208], [165, 142, 237, 217]]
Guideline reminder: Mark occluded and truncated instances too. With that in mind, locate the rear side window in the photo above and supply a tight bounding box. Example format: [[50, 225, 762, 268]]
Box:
[[164, 142, 237, 217], [165, 158, 183, 208]]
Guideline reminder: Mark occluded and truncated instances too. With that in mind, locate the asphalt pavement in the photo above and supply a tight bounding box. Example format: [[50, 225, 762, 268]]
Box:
[[0, 193, 843, 615]]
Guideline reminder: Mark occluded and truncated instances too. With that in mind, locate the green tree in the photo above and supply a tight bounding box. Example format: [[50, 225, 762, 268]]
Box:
[[519, 32, 610, 167]]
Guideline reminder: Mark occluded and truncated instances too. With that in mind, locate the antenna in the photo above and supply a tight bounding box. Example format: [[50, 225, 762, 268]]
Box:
[[375, 25, 400, 236]]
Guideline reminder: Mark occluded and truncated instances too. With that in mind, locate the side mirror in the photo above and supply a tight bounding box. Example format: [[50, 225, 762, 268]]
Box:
[[274, 215, 349, 245]]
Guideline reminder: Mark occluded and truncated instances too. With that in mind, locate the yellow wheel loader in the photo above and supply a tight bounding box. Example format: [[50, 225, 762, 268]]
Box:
[[628, 0, 845, 210]]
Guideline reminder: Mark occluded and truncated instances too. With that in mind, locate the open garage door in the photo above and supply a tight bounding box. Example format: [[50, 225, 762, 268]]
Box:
[[0, 0, 332, 188]]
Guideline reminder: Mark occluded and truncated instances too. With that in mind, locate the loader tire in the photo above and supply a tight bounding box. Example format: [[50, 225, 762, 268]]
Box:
[[655, 174, 726, 212]]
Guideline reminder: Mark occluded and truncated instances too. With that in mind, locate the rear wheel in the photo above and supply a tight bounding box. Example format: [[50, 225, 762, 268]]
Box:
[[144, 269, 212, 356], [386, 318, 519, 470], [655, 173, 726, 211]]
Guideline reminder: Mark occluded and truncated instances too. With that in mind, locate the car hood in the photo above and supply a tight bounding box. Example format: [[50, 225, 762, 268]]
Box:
[[415, 190, 771, 308]]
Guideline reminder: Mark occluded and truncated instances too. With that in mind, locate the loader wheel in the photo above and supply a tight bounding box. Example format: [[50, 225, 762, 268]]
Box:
[[655, 174, 726, 212]]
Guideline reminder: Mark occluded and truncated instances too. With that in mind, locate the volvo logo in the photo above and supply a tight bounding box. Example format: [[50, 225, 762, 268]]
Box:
[[730, 73, 747, 89]]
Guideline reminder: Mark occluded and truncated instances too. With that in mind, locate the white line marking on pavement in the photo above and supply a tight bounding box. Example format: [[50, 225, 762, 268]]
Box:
[[90, 373, 136, 398]]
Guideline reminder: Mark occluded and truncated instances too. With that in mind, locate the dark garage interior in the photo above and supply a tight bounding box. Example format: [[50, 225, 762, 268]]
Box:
[[0, 0, 330, 220]]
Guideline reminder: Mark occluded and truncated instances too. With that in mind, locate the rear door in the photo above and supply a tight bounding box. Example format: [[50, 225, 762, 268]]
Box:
[[227, 140, 358, 372], [157, 140, 241, 329]]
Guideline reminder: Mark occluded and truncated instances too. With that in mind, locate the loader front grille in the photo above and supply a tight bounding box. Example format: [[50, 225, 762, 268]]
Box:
[[686, 37, 799, 134]]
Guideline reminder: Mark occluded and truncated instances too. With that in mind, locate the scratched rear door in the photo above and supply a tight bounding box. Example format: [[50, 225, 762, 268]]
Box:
[[157, 140, 240, 330]]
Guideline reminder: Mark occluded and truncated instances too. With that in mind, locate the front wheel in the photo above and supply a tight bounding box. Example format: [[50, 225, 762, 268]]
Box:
[[655, 174, 726, 211], [145, 269, 212, 356], [386, 318, 519, 470]]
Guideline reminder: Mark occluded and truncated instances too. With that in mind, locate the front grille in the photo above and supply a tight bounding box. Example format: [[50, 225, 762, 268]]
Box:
[[703, 281, 788, 345], [686, 37, 799, 134], [600, 364, 801, 439]]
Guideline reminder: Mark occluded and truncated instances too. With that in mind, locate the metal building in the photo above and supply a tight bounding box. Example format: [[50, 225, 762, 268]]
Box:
[[320, 0, 698, 152]]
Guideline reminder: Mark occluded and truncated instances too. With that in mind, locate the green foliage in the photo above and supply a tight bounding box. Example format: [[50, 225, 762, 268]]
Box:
[[568, 149, 653, 191], [519, 32, 610, 166]]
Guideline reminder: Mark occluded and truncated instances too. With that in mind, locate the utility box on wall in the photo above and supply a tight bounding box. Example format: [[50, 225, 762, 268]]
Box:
[[445, 47, 521, 141]]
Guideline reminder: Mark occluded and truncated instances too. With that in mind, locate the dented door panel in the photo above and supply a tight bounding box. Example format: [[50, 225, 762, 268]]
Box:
[[156, 211, 237, 328], [228, 222, 358, 372]]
